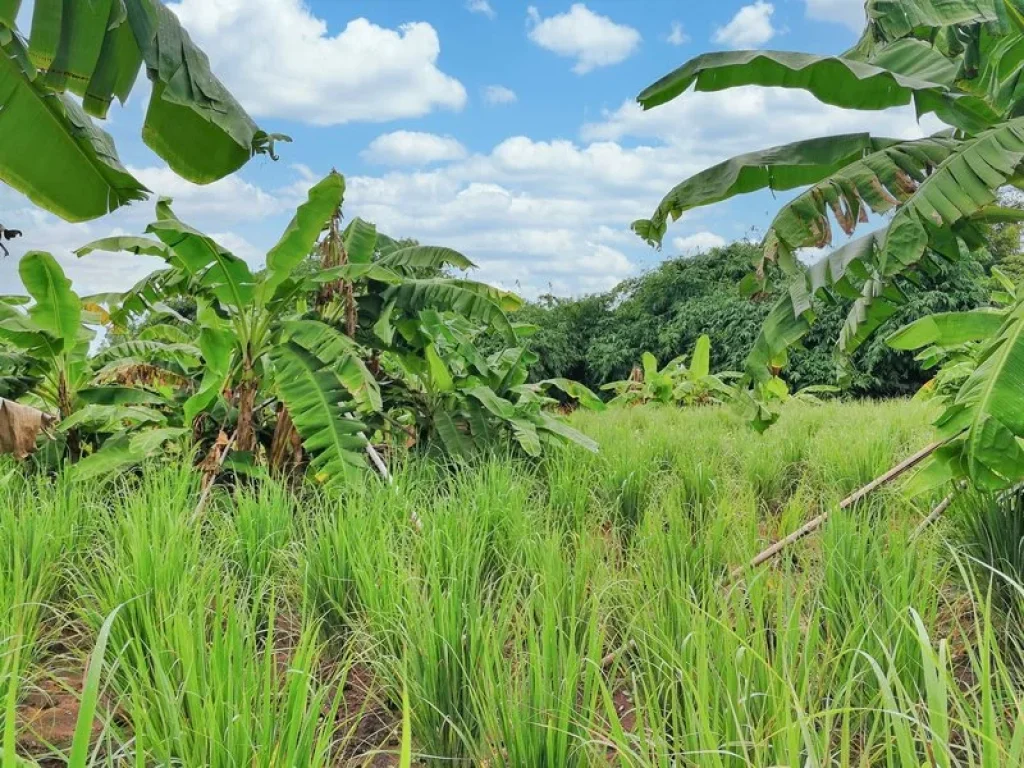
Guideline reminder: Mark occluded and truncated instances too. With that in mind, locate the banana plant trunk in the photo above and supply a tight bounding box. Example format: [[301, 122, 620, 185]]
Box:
[[56, 370, 80, 462], [236, 376, 258, 453], [269, 403, 303, 476]]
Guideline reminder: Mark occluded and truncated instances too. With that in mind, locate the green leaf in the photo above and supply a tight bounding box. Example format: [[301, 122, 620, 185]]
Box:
[[19, 251, 81, 352], [636, 50, 983, 132], [342, 217, 377, 265], [867, 0, 1000, 41], [58, 403, 164, 433], [184, 301, 235, 424], [887, 309, 1006, 350], [0, 32, 148, 222], [386, 279, 521, 343], [425, 344, 454, 394], [272, 341, 367, 483], [632, 133, 903, 246], [263, 172, 345, 300], [123, 0, 275, 183], [466, 386, 516, 420], [77, 386, 165, 406], [690, 334, 711, 379], [68, 602, 124, 768], [282, 319, 382, 412], [146, 206, 255, 308], [92, 339, 201, 370], [433, 408, 475, 458], [510, 418, 541, 457], [75, 235, 171, 260], [761, 135, 959, 268], [537, 378, 606, 411], [378, 245, 476, 271], [536, 412, 599, 453], [70, 427, 186, 482]]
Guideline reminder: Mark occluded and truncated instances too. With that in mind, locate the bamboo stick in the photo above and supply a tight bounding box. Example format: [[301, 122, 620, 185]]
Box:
[[730, 439, 944, 580]]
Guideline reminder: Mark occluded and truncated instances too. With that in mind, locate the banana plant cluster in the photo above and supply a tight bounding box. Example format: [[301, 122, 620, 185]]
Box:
[[602, 335, 739, 408], [0, 0, 280, 224], [0, 252, 192, 478], [48, 171, 604, 484], [633, 0, 1024, 490]]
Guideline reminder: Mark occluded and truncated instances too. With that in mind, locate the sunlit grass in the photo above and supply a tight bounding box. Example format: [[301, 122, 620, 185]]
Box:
[[5, 399, 1024, 766]]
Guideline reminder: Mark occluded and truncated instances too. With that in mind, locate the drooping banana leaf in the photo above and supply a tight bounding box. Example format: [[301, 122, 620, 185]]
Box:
[[534, 378, 606, 411], [75, 235, 172, 260], [271, 341, 367, 483], [70, 426, 186, 482], [82, 0, 144, 118], [638, 49, 997, 133], [632, 133, 903, 247], [91, 339, 201, 370], [377, 245, 477, 272], [145, 204, 255, 308], [0, 30, 148, 221], [122, 0, 276, 183], [761, 135, 960, 271]]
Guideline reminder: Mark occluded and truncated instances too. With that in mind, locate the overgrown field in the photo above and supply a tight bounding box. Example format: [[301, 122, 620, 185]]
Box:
[[4, 400, 1024, 766]]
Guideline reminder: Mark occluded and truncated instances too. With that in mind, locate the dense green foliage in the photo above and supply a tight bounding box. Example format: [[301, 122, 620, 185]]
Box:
[[520, 240, 994, 397]]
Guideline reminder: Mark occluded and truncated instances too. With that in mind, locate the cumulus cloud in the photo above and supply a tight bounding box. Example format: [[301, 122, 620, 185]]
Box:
[[167, 0, 466, 124], [805, 0, 866, 32], [362, 131, 468, 166], [483, 85, 518, 105], [713, 2, 777, 48], [673, 232, 727, 256], [526, 3, 641, 74], [465, 0, 495, 18], [667, 21, 690, 46]]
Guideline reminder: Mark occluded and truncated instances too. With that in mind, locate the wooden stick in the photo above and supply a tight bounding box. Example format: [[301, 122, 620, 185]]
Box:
[[911, 490, 958, 541], [730, 439, 944, 580]]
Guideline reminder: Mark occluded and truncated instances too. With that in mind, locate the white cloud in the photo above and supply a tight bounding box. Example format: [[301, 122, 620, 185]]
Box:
[[167, 0, 466, 125], [466, 0, 496, 18], [667, 21, 690, 46], [526, 3, 641, 74], [805, 0, 866, 32], [362, 131, 468, 166], [483, 85, 518, 105], [713, 2, 777, 48], [673, 232, 727, 255], [129, 166, 287, 221]]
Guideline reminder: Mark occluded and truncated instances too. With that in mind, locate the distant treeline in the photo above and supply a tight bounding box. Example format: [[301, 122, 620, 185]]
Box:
[[517, 233, 1024, 398]]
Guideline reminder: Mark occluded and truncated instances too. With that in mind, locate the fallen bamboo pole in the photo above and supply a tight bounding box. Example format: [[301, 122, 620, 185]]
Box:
[[910, 489, 958, 541], [729, 439, 944, 581]]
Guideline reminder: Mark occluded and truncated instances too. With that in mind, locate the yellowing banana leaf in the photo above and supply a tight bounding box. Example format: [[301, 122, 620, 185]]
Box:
[[0, 31, 148, 222]]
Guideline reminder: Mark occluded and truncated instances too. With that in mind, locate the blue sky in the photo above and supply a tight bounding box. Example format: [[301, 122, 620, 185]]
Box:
[[2, 0, 942, 298]]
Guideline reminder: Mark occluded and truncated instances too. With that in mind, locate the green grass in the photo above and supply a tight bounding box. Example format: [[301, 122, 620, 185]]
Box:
[[3, 399, 1024, 765]]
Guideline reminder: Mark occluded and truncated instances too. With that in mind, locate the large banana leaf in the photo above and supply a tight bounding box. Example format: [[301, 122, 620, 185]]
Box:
[[271, 341, 367, 483], [637, 50, 995, 133], [281, 319, 382, 412], [70, 426, 186, 482], [19, 251, 81, 353], [123, 0, 274, 183], [761, 135, 959, 270], [886, 308, 1007, 349], [183, 301, 233, 424], [145, 205, 255, 308], [0, 29, 148, 221], [342, 217, 377, 265], [386, 279, 522, 343], [75, 235, 171, 260], [378, 245, 477, 272], [867, 0, 1001, 41], [262, 172, 345, 301], [632, 134, 902, 247], [911, 299, 1024, 491]]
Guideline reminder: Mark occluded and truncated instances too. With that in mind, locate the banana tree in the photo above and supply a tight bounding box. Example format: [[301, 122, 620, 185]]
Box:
[[633, 0, 1024, 490], [0, 251, 186, 470], [0, 0, 282, 224], [602, 336, 738, 407], [383, 309, 602, 457]]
